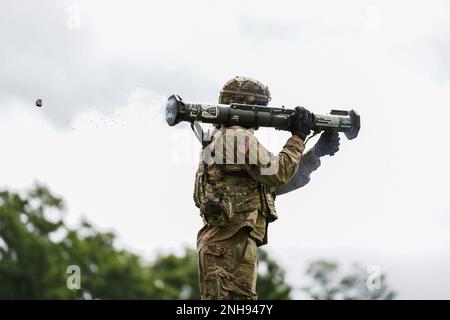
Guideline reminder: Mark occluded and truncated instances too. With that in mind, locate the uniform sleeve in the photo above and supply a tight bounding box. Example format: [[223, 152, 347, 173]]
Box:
[[238, 133, 305, 188], [275, 149, 321, 195]]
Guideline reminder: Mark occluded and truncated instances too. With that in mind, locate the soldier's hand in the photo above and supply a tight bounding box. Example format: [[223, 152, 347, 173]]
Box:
[[313, 130, 340, 157], [290, 106, 314, 141]]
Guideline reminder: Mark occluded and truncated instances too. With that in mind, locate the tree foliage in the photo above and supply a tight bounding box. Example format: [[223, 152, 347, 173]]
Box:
[[256, 249, 292, 299], [0, 184, 292, 299], [0, 184, 396, 300], [302, 260, 396, 300]]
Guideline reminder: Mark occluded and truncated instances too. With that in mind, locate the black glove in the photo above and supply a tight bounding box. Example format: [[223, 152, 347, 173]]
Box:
[[290, 106, 314, 141], [312, 130, 340, 157]]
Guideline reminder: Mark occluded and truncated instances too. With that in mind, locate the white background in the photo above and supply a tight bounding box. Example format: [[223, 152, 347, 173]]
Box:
[[1, 0, 450, 298]]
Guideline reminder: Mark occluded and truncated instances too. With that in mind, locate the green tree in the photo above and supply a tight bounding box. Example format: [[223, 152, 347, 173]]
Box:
[[145, 247, 293, 300], [256, 249, 292, 299], [0, 184, 293, 299], [302, 260, 396, 300], [148, 248, 200, 299], [0, 184, 156, 299]]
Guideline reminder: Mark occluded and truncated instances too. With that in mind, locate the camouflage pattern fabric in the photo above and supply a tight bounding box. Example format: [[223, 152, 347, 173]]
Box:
[[194, 125, 306, 300], [194, 126, 305, 245], [218, 76, 271, 106], [198, 228, 258, 300]]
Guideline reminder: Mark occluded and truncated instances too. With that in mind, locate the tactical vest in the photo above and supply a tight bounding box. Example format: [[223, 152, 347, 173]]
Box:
[[193, 128, 278, 228]]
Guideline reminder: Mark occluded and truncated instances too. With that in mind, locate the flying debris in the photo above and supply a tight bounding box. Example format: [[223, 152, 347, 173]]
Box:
[[35, 99, 42, 107]]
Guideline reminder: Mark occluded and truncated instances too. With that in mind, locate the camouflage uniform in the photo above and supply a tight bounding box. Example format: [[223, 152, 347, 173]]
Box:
[[194, 77, 320, 300]]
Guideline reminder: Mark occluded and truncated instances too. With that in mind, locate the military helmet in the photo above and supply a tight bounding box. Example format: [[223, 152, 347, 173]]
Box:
[[219, 76, 271, 106]]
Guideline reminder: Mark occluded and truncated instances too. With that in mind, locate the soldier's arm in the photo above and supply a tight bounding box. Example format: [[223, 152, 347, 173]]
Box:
[[275, 149, 321, 195], [275, 130, 340, 195], [239, 134, 305, 187]]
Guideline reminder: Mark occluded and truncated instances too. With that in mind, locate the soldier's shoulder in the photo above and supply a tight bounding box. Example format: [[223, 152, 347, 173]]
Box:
[[226, 125, 255, 132], [218, 126, 257, 139]]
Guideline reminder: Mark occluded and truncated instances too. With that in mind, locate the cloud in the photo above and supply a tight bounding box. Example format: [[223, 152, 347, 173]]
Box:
[[239, 16, 300, 42], [430, 26, 450, 82], [2, 0, 450, 298], [0, 0, 220, 127]]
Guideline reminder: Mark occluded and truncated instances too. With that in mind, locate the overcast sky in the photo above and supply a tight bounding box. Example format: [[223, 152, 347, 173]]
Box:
[[1, 0, 450, 299]]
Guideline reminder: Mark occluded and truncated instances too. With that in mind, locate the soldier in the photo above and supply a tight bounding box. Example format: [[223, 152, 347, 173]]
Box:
[[194, 76, 340, 300]]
